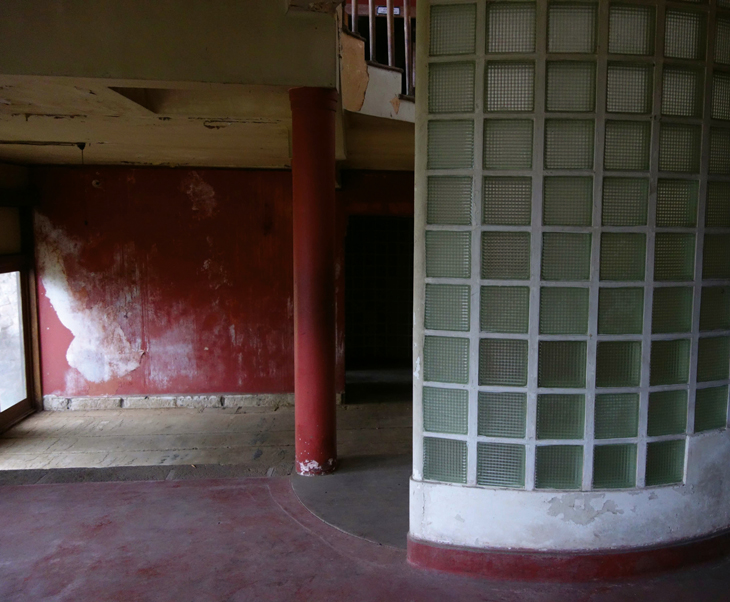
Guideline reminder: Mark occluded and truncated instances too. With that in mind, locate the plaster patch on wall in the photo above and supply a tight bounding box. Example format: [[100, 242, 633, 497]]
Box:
[[181, 171, 218, 219], [547, 494, 624, 526], [35, 215, 144, 384]]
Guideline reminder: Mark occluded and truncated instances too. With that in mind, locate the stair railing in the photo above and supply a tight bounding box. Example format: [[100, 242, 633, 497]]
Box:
[[346, 0, 415, 97]]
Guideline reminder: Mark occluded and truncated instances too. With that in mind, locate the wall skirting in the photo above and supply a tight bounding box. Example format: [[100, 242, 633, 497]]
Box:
[[43, 393, 290, 411], [407, 529, 730, 582], [42, 393, 344, 411]]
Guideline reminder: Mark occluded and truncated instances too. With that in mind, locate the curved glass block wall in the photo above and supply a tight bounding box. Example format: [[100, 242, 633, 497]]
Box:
[[414, 0, 730, 503]]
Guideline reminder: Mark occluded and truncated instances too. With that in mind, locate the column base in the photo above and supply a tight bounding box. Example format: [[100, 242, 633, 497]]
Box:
[[407, 530, 730, 582]]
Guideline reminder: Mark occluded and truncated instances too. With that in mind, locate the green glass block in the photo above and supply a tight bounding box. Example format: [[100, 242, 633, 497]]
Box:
[[425, 284, 471, 332], [485, 61, 535, 112], [548, 4, 596, 53], [648, 390, 688, 436], [596, 341, 642, 388], [424, 336, 469, 384], [712, 72, 730, 121], [606, 63, 653, 114], [546, 61, 596, 112], [426, 231, 471, 278], [593, 444, 637, 489], [703, 234, 730, 279], [659, 123, 701, 173], [429, 62, 475, 114], [484, 120, 533, 170], [695, 386, 729, 433], [656, 179, 698, 227], [483, 177, 532, 226], [535, 445, 583, 490], [645, 439, 685, 486], [478, 392, 527, 438], [654, 233, 695, 282], [543, 177, 593, 226], [423, 387, 469, 435], [479, 338, 528, 386], [537, 394, 585, 440], [595, 393, 640, 439], [481, 286, 530, 334], [598, 288, 645, 335], [544, 120, 595, 170], [428, 176, 473, 225], [652, 287, 693, 334], [428, 120, 474, 169], [481, 232, 531, 280], [538, 341, 587, 389], [718, 18, 730, 65], [602, 178, 649, 226], [600, 233, 646, 281], [709, 127, 730, 175], [608, 5, 655, 56], [423, 437, 467, 484], [651, 339, 691, 386], [541, 233, 591, 281], [486, 2, 536, 54], [604, 121, 651, 171], [697, 336, 730, 383], [661, 65, 704, 118], [664, 10, 706, 60], [700, 287, 730, 331], [539, 287, 589, 335], [430, 3, 476, 56], [477, 442, 525, 488], [706, 182, 730, 227]]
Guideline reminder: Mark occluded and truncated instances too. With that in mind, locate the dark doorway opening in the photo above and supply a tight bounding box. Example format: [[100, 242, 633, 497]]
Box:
[[345, 215, 413, 403]]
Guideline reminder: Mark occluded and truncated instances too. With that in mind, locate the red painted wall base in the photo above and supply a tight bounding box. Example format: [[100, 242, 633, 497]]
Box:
[[407, 530, 730, 582]]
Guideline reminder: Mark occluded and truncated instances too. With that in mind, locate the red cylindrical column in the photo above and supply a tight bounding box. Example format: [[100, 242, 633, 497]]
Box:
[[289, 87, 338, 476]]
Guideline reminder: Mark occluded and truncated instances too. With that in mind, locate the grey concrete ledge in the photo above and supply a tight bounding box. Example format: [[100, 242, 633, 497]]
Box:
[[42, 393, 298, 411]]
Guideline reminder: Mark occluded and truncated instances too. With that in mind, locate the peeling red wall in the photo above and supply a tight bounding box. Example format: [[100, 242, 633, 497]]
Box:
[[33, 167, 413, 398], [34, 167, 296, 397]]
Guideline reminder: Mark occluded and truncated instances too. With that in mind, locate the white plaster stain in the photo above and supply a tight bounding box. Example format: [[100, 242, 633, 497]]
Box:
[[547, 494, 624, 526], [64, 368, 87, 392], [200, 258, 231, 289], [146, 313, 196, 388], [181, 171, 218, 219], [35, 215, 143, 384], [414, 356, 421, 380], [334, 259, 342, 279], [298, 459, 322, 475]]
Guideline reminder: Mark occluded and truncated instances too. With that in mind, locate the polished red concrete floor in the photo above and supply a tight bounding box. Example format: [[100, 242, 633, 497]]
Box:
[[1, 477, 729, 601]]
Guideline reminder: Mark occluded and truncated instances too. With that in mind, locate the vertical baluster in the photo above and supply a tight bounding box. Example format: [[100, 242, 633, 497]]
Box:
[[368, 0, 376, 62], [386, 0, 395, 67], [403, 0, 412, 95]]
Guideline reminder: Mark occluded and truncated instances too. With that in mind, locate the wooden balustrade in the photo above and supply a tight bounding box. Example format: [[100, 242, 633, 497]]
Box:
[[346, 0, 414, 97]]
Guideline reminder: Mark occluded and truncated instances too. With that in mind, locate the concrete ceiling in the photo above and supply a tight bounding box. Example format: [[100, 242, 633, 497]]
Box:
[[0, 74, 414, 171]]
